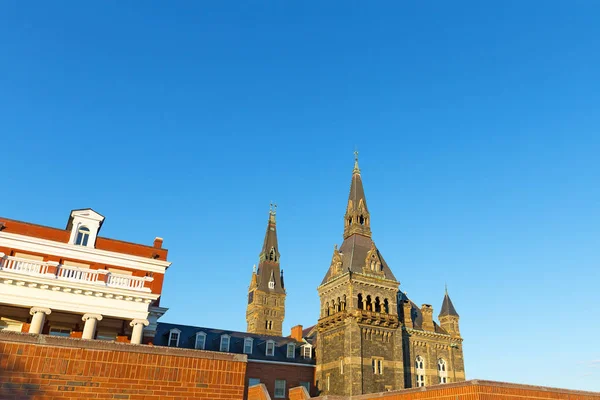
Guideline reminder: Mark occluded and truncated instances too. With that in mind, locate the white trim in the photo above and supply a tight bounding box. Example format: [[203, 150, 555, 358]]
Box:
[[195, 331, 207, 350], [286, 342, 295, 359], [168, 328, 181, 347], [243, 337, 253, 354], [220, 334, 231, 352], [0, 232, 171, 273], [247, 359, 316, 368], [265, 339, 275, 356]]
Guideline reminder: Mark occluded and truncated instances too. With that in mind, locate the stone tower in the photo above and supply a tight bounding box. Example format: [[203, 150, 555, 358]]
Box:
[[246, 205, 286, 336], [316, 153, 403, 396]]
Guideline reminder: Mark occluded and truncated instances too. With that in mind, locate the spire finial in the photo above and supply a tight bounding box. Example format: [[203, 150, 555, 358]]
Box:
[[353, 149, 360, 174], [253, 264, 257, 273], [445, 282, 448, 295]]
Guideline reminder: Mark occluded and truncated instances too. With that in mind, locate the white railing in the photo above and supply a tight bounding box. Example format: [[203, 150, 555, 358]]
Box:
[[106, 274, 149, 291], [0, 254, 152, 293], [0, 255, 49, 275], [56, 265, 103, 283]]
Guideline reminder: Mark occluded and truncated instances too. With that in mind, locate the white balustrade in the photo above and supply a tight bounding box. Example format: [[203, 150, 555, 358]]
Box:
[[56, 265, 102, 283], [106, 274, 150, 291], [0, 255, 49, 275], [0, 254, 151, 292]]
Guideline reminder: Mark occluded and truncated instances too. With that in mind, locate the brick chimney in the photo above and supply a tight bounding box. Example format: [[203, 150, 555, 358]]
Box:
[[290, 325, 303, 342], [421, 304, 434, 332], [153, 237, 163, 249], [402, 301, 413, 329]]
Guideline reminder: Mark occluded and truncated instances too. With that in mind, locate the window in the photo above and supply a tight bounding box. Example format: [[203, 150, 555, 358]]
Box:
[[168, 329, 180, 347], [378, 359, 384, 375], [220, 335, 230, 352], [340, 358, 344, 374], [266, 340, 275, 356], [438, 358, 448, 383], [274, 379, 286, 398], [302, 345, 312, 359], [416, 355, 425, 387], [244, 337, 253, 354], [326, 374, 330, 391], [299, 381, 310, 392], [96, 331, 117, 341], [248, 378, 260, 387], [49, 327, 71, 337], [75, 226, 90, 246], [268, 280, 275, 289], [265, 320, 273, 330], [286, 343, 295, 358], [195, 332, 206, 350], [372, 358, 383, 375]]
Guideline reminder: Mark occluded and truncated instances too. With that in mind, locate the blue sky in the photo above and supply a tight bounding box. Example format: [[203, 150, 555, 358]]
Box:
[[1, 1, 599, 391]]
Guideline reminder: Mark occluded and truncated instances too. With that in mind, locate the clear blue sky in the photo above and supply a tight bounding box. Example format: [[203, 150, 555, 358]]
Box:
[[2, 1, 599, 392]]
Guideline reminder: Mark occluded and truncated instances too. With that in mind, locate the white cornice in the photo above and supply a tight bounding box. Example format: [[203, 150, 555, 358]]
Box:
[[0, 232, 170, 273]]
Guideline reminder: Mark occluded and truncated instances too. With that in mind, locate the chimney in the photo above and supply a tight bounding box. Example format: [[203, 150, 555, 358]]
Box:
[[402, 301, 413, 329], [290, 325, 303, 342], [421, 304, 434, 332], [153, 237, 163, 249]]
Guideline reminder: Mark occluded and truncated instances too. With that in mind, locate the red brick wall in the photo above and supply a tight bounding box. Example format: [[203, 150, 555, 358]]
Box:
[[0, 330, 247, 400], [305, 380, 600, 400], [246, 361, 315, 399]]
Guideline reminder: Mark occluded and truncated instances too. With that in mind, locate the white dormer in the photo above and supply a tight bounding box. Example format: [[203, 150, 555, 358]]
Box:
[[67, 209, 105, 248]]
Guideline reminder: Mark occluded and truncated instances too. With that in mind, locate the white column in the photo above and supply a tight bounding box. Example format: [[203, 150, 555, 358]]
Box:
[[28, 307, 51, 334], [130, 319, 149, 344], [82, 314, 103, 339]]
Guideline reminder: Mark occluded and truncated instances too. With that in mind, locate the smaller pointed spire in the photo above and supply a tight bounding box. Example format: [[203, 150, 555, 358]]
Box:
[[353, 149, 360, 174], [439, 286, 459, 318]]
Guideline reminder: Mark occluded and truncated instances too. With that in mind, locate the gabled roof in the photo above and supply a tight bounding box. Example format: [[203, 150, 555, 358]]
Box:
[[66, 208, 106, 230], [320, 234, 398, 285]]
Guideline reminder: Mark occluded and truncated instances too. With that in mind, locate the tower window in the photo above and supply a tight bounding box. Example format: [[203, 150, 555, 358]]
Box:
[[340, 358, 344, 374], [266, 340, 275, 356], [416, 356, 426, 387], [220, 335, 230, 352], [360, 215, 365, 225], [372, 358, 384, 375], [75, 226, 90, 246], [268, 281, 275, 289], [438, 358, 448, 383]]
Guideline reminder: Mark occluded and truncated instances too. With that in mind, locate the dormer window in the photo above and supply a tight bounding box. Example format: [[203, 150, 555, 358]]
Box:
[[286, 343, 295, 359], [195, 332, 206, 350], [302, 344, 312, 359], [266, 340, 275, 356], [268, 270, 275, 289], [75, 226, 90, 246], [244, 337, 253, 354], [268, 281, 275, 289], [168, 328, 181, 347], [220, 334, 230, 352]]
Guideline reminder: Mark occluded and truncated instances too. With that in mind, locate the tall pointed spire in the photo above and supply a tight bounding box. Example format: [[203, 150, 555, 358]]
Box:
[[344, 151, 371, 239], [259, 203, 279, 263]]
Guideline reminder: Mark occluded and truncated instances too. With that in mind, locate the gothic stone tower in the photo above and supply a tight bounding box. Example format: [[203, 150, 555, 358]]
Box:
[[316, 154, 466, 396], [316, 154, 403, 396], [246, 205, 286, 336]]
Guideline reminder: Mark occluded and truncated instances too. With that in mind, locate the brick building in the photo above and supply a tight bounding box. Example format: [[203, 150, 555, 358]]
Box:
[[0, 209, 170, 344]]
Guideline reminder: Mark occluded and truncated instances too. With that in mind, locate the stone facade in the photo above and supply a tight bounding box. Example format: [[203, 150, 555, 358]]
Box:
[[246, 205, 286, 337], [315, 154, 466, 396]]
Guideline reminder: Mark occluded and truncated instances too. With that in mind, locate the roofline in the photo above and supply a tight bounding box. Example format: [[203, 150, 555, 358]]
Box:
[[248, 359, 316, 368]]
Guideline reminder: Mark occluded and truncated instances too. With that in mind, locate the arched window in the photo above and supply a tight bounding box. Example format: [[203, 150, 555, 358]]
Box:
[[75, 226, 90, 246], [415, 356, 425, 387], [375, 297, 381, 313], [325, 302, 330, 316], [348, 217, 352, 226], [357, 294, 364, 310], [359, 215, 365, 225], [342, 295, 347, 311], [336, 297, 341, 312], [383, 299, 390, 314], [366, 295, 372, 311], [195, 331, 207, 350], [168, 328, 181, 347], [438, 358, 448, 383]]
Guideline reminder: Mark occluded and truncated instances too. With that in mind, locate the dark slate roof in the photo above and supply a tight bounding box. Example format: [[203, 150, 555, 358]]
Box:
[[155, 322, 315, 365], [320, 234, 398, 284], [256, 210, 285, 294], [398, 292, 448, 334], [439, 292, 459, 318], [348, 166, 369, 214]]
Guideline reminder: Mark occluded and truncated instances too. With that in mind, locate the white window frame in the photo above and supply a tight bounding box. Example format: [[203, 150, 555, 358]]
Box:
[[286, 343, 295, 359], [438, 358, 448, 383], [195, 331, 206, 350], [75, 226, 90, 246], [274, 379, 286, 398], [302, 344, 312, 359], [266, 340, 275, 356], [244, 337, 254, 354], [220, 334, 230, 352], [268, 280, 275, 289], [49, 326, 72, 337], [168, 328, 181, 347]]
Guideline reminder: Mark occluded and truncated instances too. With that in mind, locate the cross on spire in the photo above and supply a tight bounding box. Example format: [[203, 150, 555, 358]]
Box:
[[353, 149, 360, 174]]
